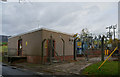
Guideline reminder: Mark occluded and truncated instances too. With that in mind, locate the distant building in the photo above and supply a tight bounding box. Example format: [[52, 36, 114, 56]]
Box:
[[0, 35, 11, 42], [8, 28, 74, 64]]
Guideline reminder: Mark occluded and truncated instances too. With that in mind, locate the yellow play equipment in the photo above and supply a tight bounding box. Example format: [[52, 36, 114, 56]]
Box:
[[98, 47, 118, 70]]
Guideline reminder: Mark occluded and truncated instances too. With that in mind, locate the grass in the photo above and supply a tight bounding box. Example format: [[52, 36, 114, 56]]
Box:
[[82, 61, 119, 75], [0, 46, 8, 62], [0, 46, 8, 53]]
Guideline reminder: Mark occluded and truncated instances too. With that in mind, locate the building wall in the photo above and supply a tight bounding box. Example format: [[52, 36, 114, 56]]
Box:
[[8, 30, 42, 57], [8, 36, 18, 56], [42, 29, 74, 58], [22, 30, 42, 56], [8, 29, 74, 63]]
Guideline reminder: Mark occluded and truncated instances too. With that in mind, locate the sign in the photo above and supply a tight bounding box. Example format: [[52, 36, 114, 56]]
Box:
[[77, 41, 82, 54], [45, 42, 47, 48], [26, 41, 27, 46], [108, 38, 113, 44], [73, 33, 78, 37], [77, 42, 82, 46], [94, 40, 97, 44], [108, 44, 112, 47]]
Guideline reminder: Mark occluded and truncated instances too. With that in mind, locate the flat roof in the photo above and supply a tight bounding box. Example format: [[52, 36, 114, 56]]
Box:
[[9, 27, 73, 39]]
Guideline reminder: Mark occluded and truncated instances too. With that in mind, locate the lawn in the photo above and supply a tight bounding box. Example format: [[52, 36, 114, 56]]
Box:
[[82, 61, 119, 75]]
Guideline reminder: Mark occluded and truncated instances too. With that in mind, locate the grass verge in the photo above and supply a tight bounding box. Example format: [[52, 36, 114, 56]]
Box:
[[82, 61, 119, 75]]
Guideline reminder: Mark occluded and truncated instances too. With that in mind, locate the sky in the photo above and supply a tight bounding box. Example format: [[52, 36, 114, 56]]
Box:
[[1, 2, 118, 37]]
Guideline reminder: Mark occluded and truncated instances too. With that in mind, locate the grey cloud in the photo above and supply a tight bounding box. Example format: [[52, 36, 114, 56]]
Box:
[[2, 2, 117, 36]]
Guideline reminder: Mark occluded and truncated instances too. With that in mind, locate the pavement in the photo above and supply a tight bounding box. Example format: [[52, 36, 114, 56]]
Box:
[[2, 56, 118, 76], [7, 56, 118, 76]]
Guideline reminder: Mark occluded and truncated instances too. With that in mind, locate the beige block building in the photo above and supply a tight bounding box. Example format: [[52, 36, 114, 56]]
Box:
[[8, 28, 74, 63]]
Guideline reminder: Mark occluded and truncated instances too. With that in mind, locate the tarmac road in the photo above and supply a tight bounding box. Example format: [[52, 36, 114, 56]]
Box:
[[2, 63, 43, 77]]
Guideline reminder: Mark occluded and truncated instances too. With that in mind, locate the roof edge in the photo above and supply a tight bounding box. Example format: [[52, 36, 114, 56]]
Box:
[[9, 27, 73, 39]]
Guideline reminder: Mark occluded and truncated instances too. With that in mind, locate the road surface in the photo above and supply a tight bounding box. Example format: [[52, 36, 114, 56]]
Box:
[[2, 63, 43, 77]]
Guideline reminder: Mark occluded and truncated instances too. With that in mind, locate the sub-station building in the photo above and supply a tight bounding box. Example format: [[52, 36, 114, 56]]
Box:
[[8, 28, 74, 63]]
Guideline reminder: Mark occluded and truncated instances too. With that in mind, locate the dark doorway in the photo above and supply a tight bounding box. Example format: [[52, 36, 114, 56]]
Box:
[[18, 39, 22, 56], [52, 40, 55, 57], [47, 39, 55, 62]]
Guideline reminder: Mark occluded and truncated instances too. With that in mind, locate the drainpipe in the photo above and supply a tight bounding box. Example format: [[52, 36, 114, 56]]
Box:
[[61, 38, 65, 61], [41, 39, 46, 64]]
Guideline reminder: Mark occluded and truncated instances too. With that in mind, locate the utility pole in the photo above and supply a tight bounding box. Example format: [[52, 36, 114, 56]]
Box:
[[112, 24, 117, 41], [106, 26, 112, 39]]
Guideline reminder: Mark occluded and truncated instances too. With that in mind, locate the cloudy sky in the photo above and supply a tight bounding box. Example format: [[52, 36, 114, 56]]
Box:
[[2, 2, 118, 37]]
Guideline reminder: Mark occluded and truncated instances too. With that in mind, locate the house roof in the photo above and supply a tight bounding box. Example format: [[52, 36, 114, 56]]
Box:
[[9, 27, 73, 39]]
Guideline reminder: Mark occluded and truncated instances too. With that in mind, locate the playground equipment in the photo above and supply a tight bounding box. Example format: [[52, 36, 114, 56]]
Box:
[[98, 47, 118, 69]]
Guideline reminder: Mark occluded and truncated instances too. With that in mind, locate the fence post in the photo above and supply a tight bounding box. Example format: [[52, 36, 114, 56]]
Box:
[[74, 38, 77, 60], [101, 36, 104, 61]]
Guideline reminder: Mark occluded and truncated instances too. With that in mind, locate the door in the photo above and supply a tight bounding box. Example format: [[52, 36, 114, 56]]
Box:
[[18, 39, 22, 56], [52, 40, 55, 57], [47, 39, 55, 62]]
